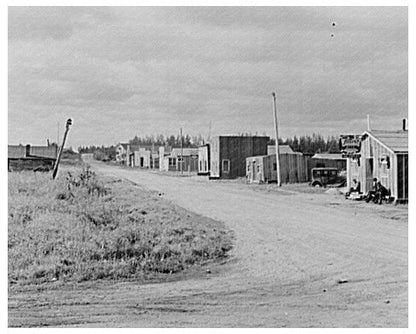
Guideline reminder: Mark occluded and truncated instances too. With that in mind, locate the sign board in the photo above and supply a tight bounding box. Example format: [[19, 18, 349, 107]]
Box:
[[340, 134, 362, 158]]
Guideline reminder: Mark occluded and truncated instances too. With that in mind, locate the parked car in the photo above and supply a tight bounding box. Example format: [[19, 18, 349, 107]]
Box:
[[310, 167, 346, 188]]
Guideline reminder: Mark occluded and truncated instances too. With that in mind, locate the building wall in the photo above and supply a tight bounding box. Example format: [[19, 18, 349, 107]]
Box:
[[133, 149, 151, 168], [210, 136, 269, 179], [246, 153, 309, 183], [359, 135, 396, 197], [347, 135, 403, 199], [198, 145, 210, 175], [30, 145, 58, 159], [210, 137, 221, 178]]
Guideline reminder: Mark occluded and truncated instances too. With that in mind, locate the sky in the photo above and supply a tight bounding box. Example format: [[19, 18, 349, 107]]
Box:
[[8, 6, 408, 149]]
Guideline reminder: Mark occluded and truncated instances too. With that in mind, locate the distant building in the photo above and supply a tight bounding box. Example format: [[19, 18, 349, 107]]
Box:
[[198, 144, 210, 175], [8, 143, 58, 171], [209, 136, 270, 179], [115, 143, 129, 164], [160, 147, 198, 172], [116, 143, 158, 168]]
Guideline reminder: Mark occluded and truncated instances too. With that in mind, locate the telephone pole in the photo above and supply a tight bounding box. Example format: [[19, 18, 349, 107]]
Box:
[[180, 127, 183, 175], [272, 92, 281, 187]]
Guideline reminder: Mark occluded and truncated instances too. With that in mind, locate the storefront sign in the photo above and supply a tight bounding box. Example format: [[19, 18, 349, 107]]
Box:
[[340, 134, 362, 158]]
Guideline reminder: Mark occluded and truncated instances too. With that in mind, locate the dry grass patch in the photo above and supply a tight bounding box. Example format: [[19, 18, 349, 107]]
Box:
[[8, 167, 233, 284]]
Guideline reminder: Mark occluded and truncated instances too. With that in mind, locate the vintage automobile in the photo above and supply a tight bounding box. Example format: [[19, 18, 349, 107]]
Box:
[[310, 167, 347, 188]]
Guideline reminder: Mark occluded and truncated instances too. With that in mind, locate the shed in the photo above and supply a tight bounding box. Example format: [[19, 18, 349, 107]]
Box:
[[246, 152, 308, 184], [343, 130, 408, 202]]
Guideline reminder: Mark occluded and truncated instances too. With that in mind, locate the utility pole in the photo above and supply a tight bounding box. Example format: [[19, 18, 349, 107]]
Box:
[[208, 120, 212, 143], [180, 127, 183, 175], [52, 118, 72, 180], [57, 121, 60, 146], [272, 92, 281, 187]]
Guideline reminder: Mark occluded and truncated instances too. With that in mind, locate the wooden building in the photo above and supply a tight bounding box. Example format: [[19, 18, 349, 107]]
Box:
[[209, 136, 269, 179], [198, 144, 210, 175], [246, 151, 308, 184], [342, 129, 408, 202], [160, 147, 198, 172], [8, 144, 58, 171]]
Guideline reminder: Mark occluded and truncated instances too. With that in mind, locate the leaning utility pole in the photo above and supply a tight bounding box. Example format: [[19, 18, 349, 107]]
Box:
[[272, 92, 281, 187], [52, 118, 72, 180]]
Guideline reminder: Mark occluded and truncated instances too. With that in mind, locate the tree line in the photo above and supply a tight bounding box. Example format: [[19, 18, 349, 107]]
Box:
[[78, 133, 340, 161]]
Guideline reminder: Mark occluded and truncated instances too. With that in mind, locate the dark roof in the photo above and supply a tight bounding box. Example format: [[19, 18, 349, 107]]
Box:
[[365, 130, 408, 153]]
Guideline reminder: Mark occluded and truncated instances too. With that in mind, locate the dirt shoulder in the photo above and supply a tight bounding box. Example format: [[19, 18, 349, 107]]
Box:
[[9, 162, 408, 327]]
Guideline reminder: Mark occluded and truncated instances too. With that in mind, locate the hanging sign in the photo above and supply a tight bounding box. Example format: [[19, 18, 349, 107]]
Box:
[[340, 134, 362, 158]]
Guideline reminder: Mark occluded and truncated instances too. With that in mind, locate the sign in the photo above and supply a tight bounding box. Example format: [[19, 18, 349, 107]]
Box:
[[340, 134, 362, 158]]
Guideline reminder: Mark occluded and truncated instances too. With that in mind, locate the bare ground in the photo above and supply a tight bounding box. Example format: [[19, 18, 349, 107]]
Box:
[[8, 161, 408, 327]]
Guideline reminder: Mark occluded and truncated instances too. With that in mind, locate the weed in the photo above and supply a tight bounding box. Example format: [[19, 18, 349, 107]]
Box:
[[8, 168, 233, 284]]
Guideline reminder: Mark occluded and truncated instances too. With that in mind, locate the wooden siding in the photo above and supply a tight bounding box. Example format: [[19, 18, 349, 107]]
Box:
[[211, 136, 269, 179], [346, 134, 408, 201], [246, 154, 308, 183], [198, 145, 210, 175]]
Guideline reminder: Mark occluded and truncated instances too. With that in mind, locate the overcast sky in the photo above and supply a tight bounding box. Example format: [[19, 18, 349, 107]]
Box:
[[8, 6, 407, 149]]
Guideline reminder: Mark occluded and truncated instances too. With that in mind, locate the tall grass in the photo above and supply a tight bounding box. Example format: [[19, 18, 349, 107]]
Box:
[[8, 167, 233, 284]]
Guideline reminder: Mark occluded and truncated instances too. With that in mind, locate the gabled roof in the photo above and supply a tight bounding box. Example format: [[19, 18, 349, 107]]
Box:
[[365, 130, 408, 153], [267, 145, 295, 155]]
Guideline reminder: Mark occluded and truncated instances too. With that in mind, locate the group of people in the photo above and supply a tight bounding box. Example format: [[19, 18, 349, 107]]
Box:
[[345, 177, 389, 204], [365, 178, 389, 204]]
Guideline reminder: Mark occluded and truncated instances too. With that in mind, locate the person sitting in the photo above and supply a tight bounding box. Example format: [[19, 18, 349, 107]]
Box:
[[365, 178, 379, 203], [374, 181, 389, 204], [345, 179, 361, 199]]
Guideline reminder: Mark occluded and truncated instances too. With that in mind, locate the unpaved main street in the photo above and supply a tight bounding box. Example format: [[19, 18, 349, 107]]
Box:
[[9, 162, 408, 327]]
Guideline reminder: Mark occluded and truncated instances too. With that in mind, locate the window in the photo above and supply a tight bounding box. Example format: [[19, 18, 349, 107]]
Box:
[[222, 159, 230, 173], [200, 161, 203, 170], [169, 158, 176, 166], [204, 161, 207, 171], [273, 163, 277, 171]]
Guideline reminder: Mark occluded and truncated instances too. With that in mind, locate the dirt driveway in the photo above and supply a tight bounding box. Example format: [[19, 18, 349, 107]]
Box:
[[10, 162, 408, 327]]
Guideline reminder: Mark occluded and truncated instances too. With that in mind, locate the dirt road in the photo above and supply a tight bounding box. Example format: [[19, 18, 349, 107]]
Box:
[[10, 162, 408, 327]]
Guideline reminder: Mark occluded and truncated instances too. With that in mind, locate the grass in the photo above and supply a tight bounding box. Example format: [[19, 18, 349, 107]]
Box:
[[8, 166, 233, 284]]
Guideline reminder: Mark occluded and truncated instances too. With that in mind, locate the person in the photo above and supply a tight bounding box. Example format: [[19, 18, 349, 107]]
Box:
[[374, 181, 389, 204], [345, 179, 361, 199], [365, 178, 379, 203]]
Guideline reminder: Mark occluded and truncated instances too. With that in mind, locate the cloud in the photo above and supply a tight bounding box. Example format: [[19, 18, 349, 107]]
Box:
[[8, 6, 408, 148]]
